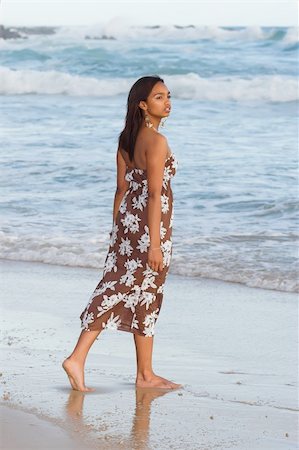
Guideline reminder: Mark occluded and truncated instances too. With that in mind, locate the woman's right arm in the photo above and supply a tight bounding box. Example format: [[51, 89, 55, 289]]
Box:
[[146, 134, 168, 272], [112, 148, 130, 225]]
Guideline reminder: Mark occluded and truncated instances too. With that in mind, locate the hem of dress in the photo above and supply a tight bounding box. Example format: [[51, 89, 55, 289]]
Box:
[[117, 325, 153, 337], [81, 325, 153, 337]]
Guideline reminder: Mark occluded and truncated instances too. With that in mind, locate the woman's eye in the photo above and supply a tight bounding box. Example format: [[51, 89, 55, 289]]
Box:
[[155, 95, 171, 99], [156, 95, 171, 99]]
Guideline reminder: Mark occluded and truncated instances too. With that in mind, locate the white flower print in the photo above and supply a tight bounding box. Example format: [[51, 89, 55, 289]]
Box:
[[120, 271, 136, 287], [132, 285, 142, 298], [171, 155, 178, 171], [144, 308, 159, 326], [103, 251, 117, 275], [163, 166, 172, 189], [102, 280, 118, 291], [132, 181, 148, 210], [123, 290, 140, 313], [88, 280, 118, 305], [132, 190, 148, 211], [102, 312, 122, 331], [96, 292, 125, 317], [140, 292, 156, 310], [124, 257, 143, 273], [124, 170, 143, 183], [125, 171, 133, 182], [132, 181, 141, 191], [161, 240, 172, 267], [143, 308, 159, 337], [131, 313, 139, 330], [119, 193, 128, 214], [137, 225, 150, 253], [119, 201, 127, 214], [119, 237, 133, 257], [81, 310, 94, 329], [157, 283, 164, 294], [142, 264, 159, 278], [160, 222, 167, 239], [121, 212, 141, 234], [132, 180, 148, 211], [109, 223, 119, 246], [141, 264, 158, 291], [161, 193, 169, 214], [143, 323, 155, 337], [120, 257, 143, 286]]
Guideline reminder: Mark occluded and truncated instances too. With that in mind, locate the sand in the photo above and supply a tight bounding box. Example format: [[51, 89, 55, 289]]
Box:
[[0, 259, 298, 449], [0, 404, 88, 449]]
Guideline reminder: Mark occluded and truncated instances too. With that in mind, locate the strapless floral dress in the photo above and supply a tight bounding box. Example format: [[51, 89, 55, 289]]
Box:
[[80, 153, 178, 337]]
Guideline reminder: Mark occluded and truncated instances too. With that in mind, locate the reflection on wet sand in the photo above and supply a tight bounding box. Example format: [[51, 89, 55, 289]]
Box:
[[64, 386, 174, 449], [130, 387, 171, 450]]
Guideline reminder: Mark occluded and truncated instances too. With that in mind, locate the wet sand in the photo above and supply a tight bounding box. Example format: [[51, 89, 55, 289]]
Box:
[[0, 259, 297, 449], [0, 404, 88, 450]]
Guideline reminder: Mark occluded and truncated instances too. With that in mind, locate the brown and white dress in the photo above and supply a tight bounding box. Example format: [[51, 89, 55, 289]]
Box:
[[80, 152, 178, 337]]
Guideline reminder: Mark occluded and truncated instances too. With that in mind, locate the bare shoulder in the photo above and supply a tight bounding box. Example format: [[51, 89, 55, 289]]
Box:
[[146, 132, 168, 161], [141, 127, 167, 145], [152, 131, 168, 145]]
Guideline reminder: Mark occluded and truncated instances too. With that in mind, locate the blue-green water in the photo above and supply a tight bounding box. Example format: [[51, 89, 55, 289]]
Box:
[[0, 24, 298, 292]]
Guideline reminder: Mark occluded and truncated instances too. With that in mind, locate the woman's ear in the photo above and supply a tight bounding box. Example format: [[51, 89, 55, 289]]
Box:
[[139, 100, 147, 111]]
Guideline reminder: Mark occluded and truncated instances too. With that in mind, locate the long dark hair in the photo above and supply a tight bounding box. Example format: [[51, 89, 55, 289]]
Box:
[[118, 75, 164, 162]]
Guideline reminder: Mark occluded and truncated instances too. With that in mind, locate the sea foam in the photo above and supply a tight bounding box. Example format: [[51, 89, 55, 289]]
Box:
[[0, 231, 298, 293], [0, 67, 297, 102]]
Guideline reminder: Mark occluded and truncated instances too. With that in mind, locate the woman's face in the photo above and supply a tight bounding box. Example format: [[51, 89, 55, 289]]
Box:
[[142, 82, 172, 118]]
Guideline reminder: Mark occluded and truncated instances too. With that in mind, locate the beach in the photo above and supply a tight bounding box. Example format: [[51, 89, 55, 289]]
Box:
[[0, 404, 88, 450], [0, 258, 297, 449], [0, 22, 298, 449]]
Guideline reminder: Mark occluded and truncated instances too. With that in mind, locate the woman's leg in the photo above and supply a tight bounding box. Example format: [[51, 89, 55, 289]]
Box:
[[133, 334, 182, 389], [62, 329, 101, 391]]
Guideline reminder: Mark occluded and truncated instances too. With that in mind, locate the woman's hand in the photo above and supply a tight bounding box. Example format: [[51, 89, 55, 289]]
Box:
[[148, 247, 164, 272]]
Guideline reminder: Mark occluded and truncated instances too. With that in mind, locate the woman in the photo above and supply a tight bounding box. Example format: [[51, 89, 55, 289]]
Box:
[[62, 75, 181, 391]]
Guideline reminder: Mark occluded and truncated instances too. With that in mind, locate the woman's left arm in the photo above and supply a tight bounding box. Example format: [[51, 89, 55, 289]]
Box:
[[112, 149, 129, 225]]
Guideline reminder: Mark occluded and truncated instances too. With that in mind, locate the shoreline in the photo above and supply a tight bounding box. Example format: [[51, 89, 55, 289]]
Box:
[[0, 258, 297, 449], [0, 257, 296, 294]]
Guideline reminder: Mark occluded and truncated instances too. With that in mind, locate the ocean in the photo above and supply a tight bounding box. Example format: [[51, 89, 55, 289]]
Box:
[[0, 23, 298, 292]]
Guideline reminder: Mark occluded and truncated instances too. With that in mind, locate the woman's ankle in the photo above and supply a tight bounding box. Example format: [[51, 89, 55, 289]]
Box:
[[136, 369, 155, 380], [65, 355, 86, 366]]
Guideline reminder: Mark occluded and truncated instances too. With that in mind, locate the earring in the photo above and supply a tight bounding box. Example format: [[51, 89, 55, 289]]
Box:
[[144, 112, 153, 128]]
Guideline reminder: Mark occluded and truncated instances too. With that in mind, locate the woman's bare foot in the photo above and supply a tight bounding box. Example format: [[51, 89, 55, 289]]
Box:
[[135, 371, 182, 389], [62, 357, 95, 392]]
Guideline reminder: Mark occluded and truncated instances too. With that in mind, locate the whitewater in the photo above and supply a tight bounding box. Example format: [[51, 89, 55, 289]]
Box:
[[0, 23, 298, 292]]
